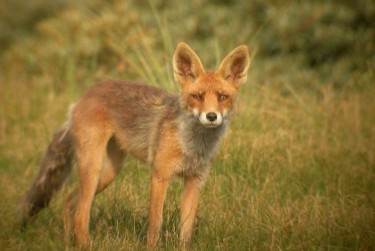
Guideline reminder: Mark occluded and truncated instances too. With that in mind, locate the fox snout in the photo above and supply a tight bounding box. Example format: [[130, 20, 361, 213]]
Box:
[[195, 110, 224, 128], [206, 112, 217, 122]]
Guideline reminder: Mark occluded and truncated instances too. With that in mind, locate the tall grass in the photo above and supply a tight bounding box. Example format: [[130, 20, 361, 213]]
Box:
[[1, 0, 374, 250]]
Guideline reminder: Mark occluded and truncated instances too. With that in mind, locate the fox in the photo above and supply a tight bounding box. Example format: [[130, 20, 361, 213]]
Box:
[[19, 42, 250, 248]]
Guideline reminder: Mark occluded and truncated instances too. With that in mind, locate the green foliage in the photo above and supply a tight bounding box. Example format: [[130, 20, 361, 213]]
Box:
[[259, 0, 375, 69], [0, 0, 374, 250], [0, 0, 77, 51]]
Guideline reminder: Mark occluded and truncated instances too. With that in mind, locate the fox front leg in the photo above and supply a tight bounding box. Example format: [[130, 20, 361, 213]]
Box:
[[180, 176, 205, 248], [147, 175, 170, 247]]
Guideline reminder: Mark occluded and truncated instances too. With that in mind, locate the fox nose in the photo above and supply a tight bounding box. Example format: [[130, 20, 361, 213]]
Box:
[[206, 112, 217, 122]]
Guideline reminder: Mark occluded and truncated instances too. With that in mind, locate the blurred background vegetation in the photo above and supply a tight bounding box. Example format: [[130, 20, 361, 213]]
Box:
[[1, 0, 374, 89], [0, 0, 374, 250]]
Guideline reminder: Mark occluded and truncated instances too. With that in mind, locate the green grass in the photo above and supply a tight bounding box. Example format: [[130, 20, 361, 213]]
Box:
[[1, 0, 375, 250]]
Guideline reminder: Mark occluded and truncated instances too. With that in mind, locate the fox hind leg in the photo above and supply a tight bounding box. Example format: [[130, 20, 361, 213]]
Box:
[[64, 136, 126, 246], [65, 129, 127, 247], [74, 141, 106, 247], [98, 137, 126, 192]]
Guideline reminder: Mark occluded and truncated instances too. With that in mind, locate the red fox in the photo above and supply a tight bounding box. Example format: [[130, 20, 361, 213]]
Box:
[[19, 43, 250, 248]]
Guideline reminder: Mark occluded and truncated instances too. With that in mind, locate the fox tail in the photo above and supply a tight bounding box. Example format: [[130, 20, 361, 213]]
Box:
[[19, 123, 74, 225]]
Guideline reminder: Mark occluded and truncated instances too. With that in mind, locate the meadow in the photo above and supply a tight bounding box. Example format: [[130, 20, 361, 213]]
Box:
[[0, 0, 374, 250]]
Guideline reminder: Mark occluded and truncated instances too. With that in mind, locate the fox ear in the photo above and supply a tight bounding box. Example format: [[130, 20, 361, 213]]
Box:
[[173, 43, 205, 86], [218, 45, 250, 89]]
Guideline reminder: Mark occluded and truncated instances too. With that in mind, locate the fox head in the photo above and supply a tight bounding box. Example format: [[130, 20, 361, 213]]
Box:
[[173, 42, 250, 128]]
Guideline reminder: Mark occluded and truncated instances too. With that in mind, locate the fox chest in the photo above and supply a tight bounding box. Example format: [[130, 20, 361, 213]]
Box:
[[175, 139, 222, 178], [175, 127, 226, 178], [151, 137, 219, 179], [152, 120, 226, 179], [176, 154, 211, 178]]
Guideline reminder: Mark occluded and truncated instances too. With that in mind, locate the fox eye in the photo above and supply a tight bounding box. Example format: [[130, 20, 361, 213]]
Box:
[[218, 94, 228, 101], [191, 93, 204, 101]]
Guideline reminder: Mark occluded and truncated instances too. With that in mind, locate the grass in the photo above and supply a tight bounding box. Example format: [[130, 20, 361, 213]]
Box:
[[1, 0, 375, 250]]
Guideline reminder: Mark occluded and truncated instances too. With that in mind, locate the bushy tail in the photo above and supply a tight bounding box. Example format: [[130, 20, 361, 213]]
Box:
[[19, 123, 74, 225]]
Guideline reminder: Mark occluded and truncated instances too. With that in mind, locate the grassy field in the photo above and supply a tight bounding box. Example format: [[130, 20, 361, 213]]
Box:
[[1, 0, 374, 250]]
